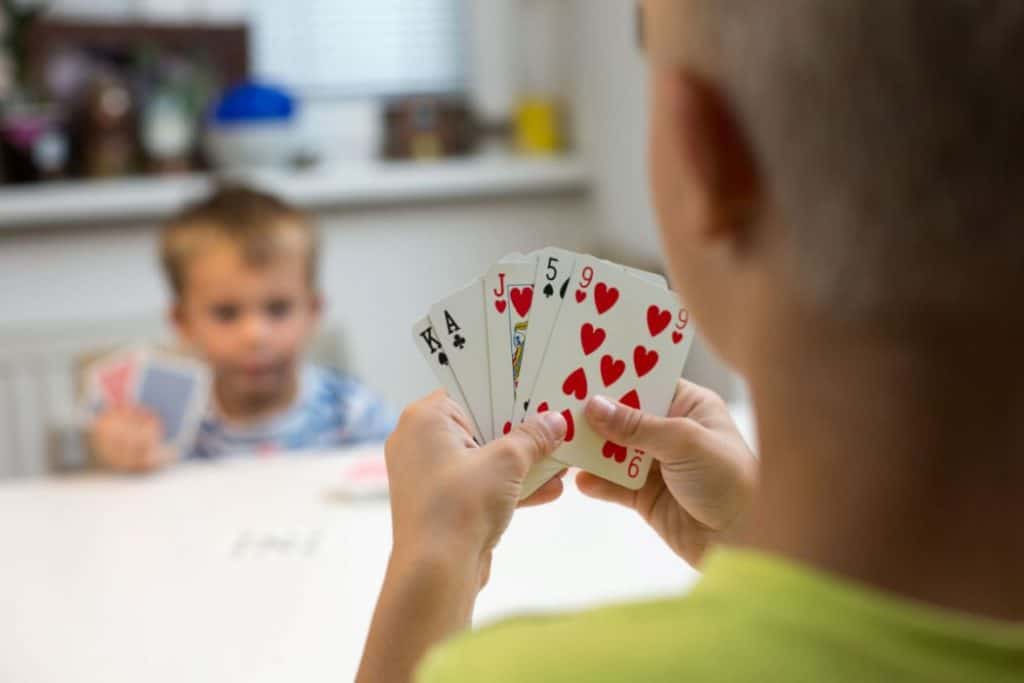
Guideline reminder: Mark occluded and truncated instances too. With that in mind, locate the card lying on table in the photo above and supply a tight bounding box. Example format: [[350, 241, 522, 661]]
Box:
[[412, 249, 695, 499]]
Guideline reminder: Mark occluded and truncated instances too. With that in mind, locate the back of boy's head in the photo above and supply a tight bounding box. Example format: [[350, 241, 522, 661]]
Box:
[[161, 186, 319, 300], [687, 1, 1024, 330]]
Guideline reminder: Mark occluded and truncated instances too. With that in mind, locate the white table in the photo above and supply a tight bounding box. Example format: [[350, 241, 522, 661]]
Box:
[[0, 450, 699, 682]]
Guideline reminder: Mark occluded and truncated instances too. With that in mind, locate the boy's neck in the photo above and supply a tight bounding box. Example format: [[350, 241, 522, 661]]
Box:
[[743, 310, 1024, 622]]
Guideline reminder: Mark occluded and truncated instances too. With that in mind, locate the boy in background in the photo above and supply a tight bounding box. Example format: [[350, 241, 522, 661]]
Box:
[[90, 187, 393, 471]]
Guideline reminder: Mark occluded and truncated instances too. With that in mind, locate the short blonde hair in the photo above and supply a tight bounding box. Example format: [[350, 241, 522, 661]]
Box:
[[160, 185, 320, 299]]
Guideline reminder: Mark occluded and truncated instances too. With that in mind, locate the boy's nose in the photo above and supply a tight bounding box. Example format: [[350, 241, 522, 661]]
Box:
[[240, 315, 272, 346]]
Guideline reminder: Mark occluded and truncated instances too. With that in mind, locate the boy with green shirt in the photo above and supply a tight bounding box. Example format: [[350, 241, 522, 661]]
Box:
[[358, 1, 1024, 680]]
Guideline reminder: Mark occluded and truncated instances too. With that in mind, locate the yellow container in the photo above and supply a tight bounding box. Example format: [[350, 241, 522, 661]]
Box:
[[515, 96, 563, 155]]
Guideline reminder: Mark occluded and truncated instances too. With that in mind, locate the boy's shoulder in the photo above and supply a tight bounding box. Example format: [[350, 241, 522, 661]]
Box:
[[299, 364, 394, 439], [418, 596, 707, 682], [417, 550, 1024, 683], [303, 365, 373, 401]]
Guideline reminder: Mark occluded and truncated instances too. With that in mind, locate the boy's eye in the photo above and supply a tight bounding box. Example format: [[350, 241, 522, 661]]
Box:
[[266, 299, 294, 319], [210, 304, 240, 323]]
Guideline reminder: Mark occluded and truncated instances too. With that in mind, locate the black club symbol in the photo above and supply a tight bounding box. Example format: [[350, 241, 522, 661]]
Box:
[[453, 335, 466, 350]]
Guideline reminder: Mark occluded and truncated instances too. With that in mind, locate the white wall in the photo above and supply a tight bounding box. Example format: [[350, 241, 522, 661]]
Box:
[[569, 0, 663, 271], [0, 196, 598, 409]]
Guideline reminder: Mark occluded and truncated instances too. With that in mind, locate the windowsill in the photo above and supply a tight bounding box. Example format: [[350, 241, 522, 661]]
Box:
[[0, 155, 590, 231]]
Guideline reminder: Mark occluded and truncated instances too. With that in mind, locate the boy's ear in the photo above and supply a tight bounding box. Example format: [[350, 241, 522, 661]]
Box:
[[672, 69, 762, 244]]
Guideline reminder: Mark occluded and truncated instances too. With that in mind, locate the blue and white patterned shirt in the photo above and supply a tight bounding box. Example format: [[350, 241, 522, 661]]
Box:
[[188, 365, 394, 460]]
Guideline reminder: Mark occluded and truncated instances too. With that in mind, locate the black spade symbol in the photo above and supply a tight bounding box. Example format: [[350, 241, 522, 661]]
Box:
[[438, 353, 449, 366], [543, 283, 555, 298], [559, 278, 570, 299]]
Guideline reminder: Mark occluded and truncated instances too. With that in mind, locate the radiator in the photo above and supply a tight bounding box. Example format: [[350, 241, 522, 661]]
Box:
[[0, 321, 345, 479], [0, 319, 170, 479]]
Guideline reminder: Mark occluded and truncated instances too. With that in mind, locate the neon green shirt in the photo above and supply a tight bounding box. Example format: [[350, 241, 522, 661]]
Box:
[[418, 549, 1024, 682]]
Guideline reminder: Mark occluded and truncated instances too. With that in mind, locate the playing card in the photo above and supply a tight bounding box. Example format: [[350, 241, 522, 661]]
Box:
[[513, 247, 577, 425], [332, 454, 390, 500], [514, 251, 668, 425], [485, 259, 538, 438], [411, 316, 484, 443], [429, 278, 495, 442], [617, 264, 667, 289], [133, 352, 211, 449], [527, 255, 695, 489], [86, 347, 143, 410]]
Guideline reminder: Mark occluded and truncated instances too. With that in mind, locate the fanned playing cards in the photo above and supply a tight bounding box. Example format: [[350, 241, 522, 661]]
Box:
[[413, 248, 694, 498]]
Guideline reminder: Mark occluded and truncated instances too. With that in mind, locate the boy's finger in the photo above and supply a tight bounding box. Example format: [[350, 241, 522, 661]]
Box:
[[584, 396, 703, 460], [484, 411, 567, 477], [575, 470, 637, 510], [517, 476, 565, 508]]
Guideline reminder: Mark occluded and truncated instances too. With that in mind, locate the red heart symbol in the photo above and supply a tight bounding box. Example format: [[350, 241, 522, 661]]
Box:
[[494, 299, 507, 314], [575, 289, 587, 303], [580, 323, 606, 356], [672, 331, 684, 345], [619, 389, 641, 410], [594, 283, 620, 315], [647, 306, 671, 337], [510, 287, 533, 318], [600, 355, 626, 387], [562, 367, 588, 400], [100, 365, 133, 406], [561, 409, 575, 443], [502, 421, 512, 435], [537, 402, 550, 413], [634, 346, 659, 378], [602, 441, 628, 463]]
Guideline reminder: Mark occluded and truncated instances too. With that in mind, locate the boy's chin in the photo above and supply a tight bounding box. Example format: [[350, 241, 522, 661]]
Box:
[[225, 372, 295, 405]]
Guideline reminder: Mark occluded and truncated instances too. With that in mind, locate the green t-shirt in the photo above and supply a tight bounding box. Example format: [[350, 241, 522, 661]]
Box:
[[418, 549, 1024, 682]]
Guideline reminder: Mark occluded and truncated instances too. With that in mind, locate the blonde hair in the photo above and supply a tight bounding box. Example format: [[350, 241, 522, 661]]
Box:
[[160, 185, 320, 299]]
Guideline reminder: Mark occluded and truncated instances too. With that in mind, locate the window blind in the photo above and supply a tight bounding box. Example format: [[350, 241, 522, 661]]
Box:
[[251, 0, 467, 97]]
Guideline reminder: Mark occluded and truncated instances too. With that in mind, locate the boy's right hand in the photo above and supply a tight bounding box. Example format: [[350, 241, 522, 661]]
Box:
[[89, 407, 177, 473], [578, 380, 758, 568]]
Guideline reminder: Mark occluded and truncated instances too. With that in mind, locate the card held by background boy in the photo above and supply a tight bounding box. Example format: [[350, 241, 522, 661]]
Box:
[[429, 278, 495, 442], [87, 347, 144, 410], [485, 259, 538, 437], [412, 316, 484, 444], [133, 351, 211, 451], [528, 256, 695, 489]]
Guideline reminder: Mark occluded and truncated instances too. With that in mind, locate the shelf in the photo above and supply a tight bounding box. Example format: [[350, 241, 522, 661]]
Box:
[[0, 156, 590, 231]]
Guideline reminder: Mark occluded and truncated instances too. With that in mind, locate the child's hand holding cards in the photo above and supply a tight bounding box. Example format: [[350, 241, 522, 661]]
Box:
[[413, 249, 694, 499], [86, 347, 211, 453]]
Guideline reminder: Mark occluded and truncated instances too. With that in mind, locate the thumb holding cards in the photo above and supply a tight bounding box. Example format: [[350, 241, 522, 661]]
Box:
[[577, 379, 758, 567], [90, 406, 179, 474], [385, 391, 567, 561]]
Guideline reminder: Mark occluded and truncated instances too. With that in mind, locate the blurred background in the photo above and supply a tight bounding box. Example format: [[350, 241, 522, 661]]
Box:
[[0, 0, 739, 479]]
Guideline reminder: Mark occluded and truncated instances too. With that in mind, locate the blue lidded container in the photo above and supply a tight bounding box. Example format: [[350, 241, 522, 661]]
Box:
[[211, 82, 297, 125], [204, 82, 300, 168]]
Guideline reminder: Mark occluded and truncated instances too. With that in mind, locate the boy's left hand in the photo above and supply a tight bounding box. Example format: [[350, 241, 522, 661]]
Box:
[[385, 390, 567, 585]]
